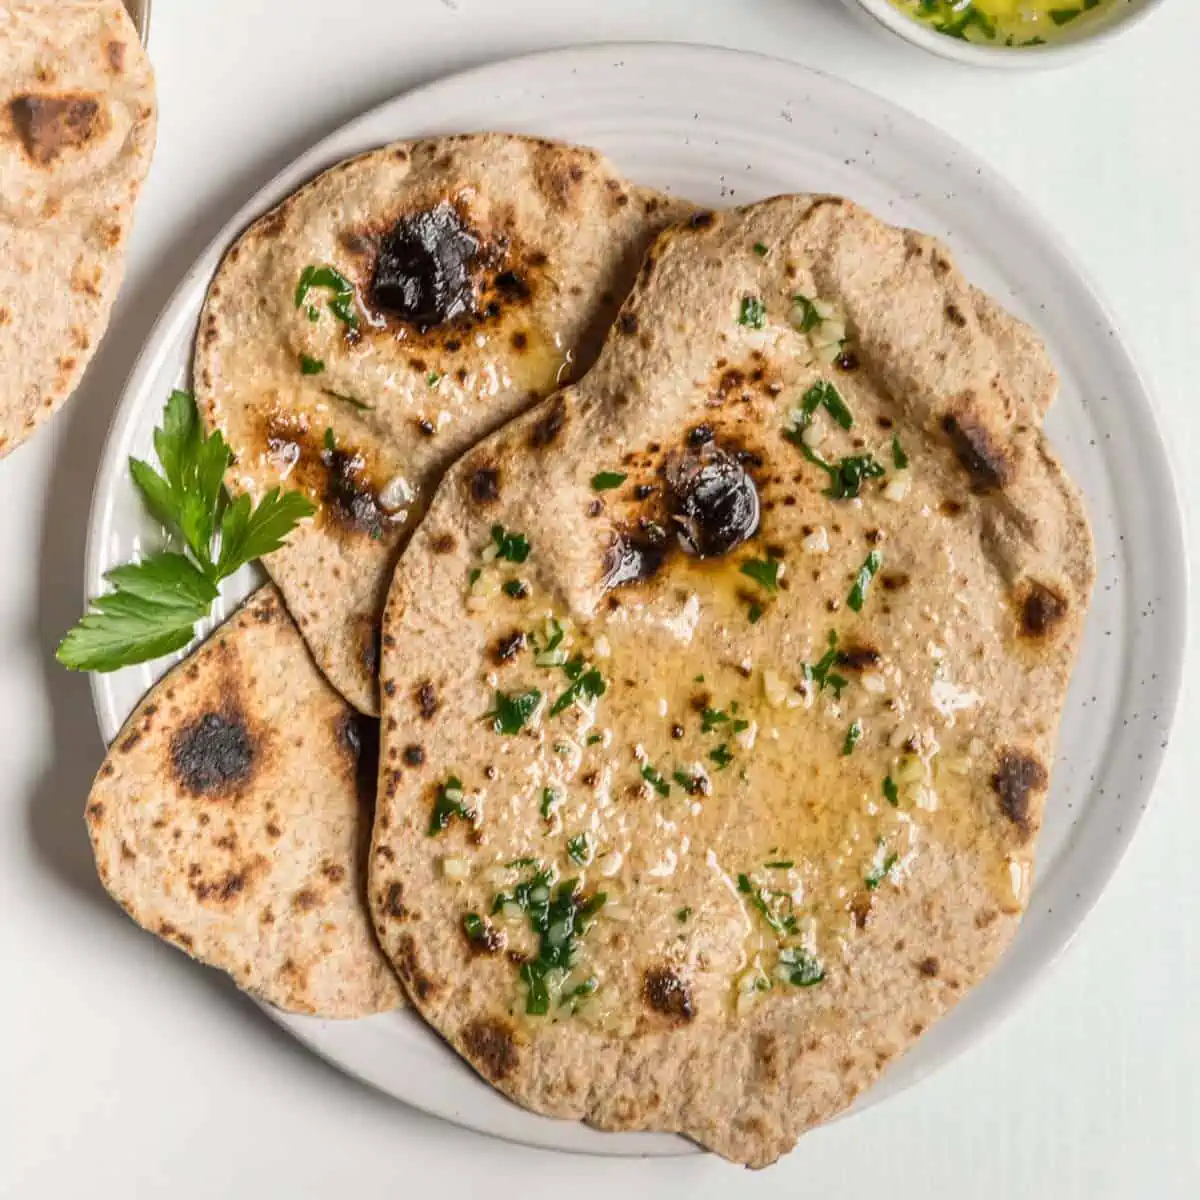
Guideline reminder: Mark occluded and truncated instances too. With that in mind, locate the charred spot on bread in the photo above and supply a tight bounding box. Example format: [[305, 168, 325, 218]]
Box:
[[371, 203, 479, 328], [941, 410, 1012, 492], [991, 749, 1049, 836], [10, 94, 108, 166], [170, 709, 256, 796], [643, 967, 695, 1022], [462, 1017, 519, 1081], [1019, 581, 1069, 639]]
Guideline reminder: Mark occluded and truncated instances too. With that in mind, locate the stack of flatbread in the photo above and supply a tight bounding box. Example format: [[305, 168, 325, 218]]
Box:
[[87, 132, 1093, 1166]]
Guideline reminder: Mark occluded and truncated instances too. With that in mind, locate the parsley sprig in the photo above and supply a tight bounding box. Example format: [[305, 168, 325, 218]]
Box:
[[57, 390, 315, 672]]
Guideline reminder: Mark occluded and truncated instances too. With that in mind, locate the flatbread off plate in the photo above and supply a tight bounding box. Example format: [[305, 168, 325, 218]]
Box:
[[81, 45, 1185, 1164]]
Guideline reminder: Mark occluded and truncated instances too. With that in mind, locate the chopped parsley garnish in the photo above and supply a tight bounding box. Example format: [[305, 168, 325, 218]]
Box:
[[803, 630, 849, 700], [764, 860, 794, 869], [299, 354, 325, 375], [549, 660, 607, 716], [813, 380, 853, 429], [747, 602, 764, 625], [737, 873, 797, 937], [803, 448, 886, 499], [492, 867, 606, 1015], [429, 776, 469, 835], [506, 857, 539, 869], [468, 568, 481, 585], [738, 296, 766, 329], [488, 689, 542, 735], [842, 718, 863, 756], [676, 907, 693, 923], [491, 524, 530, 563], [865, 852, 899, 891], [427, 372, 441, 386], [702, 707, 729, 733], [740, 556, 782, 591], [709, 744, 734, 770], [540, 788, 561, 820], [586, 732, 604, 746], [778, 946, 825, 988], [462, 912, 487, 940], [294, 265, 359, 329], [590, 471, 627, 491], [753, 242, 769, 257], [323, 427, 336, 453], [641, 764, 670, 797], [566, 833, 591, 865], [848, 550, 882, 613], [883, 776, 900, 807], [891, 434, 908, 470], [791, 294, 822, 332], [501, 579, 528, 599]]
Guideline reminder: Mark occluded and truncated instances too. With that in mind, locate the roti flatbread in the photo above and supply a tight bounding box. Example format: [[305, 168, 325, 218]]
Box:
[[0, 0, 155, 456], [195, 134, 690, 715], [370, 197, 1094, 1164], [87, 585, 402, 1018]]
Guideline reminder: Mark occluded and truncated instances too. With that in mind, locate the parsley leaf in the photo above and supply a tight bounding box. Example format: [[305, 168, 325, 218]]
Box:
[[865, 852, 899, 890], [803, 630, 849, 700], [709, 744, 734, 770], [842, 718, 863, 756], [590, 471, 627, 491], [676, 906, 693, 922], [429, 776, 470, 835], [57, 391, 314, 673], [641, 764, 670, 797], [488, 689, 542, 735], [848, 550, 882, 613], [738, 296, 766, 329], [566, 833, 591, 865], [215, 488, 318, 578], [791, 294, 822, 332], [779, 946, 825, 987], [883, 776, 900, 806], [740, 556, 782, 591], [295, 264, 359, 329], [540, 788, 561, 820], [491, 524, 530, 563], [753, 242, 769, 257], [701, 706, 729, 733], [550, 665, 606, 716], [891, 434, 908, 470], [501, 579, 528, 599], [299, 354, 325, 375], [737, 873, 797, 937]]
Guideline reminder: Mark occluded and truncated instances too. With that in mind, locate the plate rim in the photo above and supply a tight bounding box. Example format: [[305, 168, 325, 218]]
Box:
[[84, 40, 1188, 1158]]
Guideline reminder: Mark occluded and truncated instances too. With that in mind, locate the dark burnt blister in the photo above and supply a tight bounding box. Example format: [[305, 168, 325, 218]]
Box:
[[170, 710, 255, 796], [322, 443, 386, 537], [669, 446, 760, 559], [371, 203, 480, 329]]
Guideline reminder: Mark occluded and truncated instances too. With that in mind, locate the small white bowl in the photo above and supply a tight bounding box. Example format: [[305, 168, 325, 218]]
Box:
[[841, 0, 1167, 68]]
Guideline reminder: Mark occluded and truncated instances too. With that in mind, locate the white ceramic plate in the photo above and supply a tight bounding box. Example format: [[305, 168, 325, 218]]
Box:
[[87, 44, 1186, 1157]]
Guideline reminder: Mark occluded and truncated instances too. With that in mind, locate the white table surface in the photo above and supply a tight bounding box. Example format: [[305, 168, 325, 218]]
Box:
[[3, 2, 1197, 1196]]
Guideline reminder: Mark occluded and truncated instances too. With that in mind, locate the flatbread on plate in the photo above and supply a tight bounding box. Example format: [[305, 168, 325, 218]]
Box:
[[370, 196, 1093, 1165], [195, 134, 690, 714], [87, 584, 402, 1018]]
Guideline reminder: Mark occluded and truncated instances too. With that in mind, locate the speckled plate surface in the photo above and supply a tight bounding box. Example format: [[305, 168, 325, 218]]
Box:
[[86, 44, 1185, 1157]]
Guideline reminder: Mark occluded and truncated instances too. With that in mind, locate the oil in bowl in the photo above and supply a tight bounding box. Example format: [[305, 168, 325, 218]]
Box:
[[886, 0, 1116, 46]]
